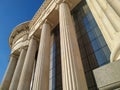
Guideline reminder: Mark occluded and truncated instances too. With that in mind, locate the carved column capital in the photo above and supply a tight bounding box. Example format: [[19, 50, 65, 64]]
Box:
[[44, 19, 53, 28], [55, 0, 73, 10], [29, 35, 39, 47], [10, 53, 18, 60], [19, 46, 28, 52]]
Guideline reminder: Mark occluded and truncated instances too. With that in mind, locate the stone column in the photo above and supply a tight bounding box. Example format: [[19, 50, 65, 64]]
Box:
[[17, 37, 37, 90], [32, 21, 51, 90], [59, 2, 88, 90], [9, 47, 27, 90], [107, 0, 120, 17], [1, 54, 18, 90]]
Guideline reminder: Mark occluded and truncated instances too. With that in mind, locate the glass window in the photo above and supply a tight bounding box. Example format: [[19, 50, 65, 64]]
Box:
[[49, 40, 56, 90], [95, 49, 108, 65], [49, 27, 62, 90], [93, 27, 101, 37], [91, 39, 101, 51], [98, 36, 106, 47], [72, 1, 111, 89]]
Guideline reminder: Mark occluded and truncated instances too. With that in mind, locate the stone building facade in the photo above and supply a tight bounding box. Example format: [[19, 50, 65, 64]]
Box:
[[1, 0, 120, 90]]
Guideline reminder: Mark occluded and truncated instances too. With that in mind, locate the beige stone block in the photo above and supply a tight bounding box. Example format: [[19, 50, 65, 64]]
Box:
[[93, 60, 120, 90]]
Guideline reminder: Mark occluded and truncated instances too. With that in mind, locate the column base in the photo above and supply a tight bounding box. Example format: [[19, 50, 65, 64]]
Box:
[[93, 60, 120, 90]]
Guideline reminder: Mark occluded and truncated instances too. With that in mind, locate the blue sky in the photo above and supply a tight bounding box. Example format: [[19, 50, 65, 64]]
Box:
[[0, 0, 44, 84]]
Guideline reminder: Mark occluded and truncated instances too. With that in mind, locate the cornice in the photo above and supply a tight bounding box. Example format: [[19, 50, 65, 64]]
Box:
[[11, 40, 29, 54], [29, 0, 58, 37], [13, 31, 29, 44], [29, 0, 81, 38], [29, 0, 52, 28], [9, 21, 30, 48]]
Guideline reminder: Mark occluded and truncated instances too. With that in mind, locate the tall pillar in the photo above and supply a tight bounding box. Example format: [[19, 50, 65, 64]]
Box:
[[107, 0, 120, 17], [59, 2, 88, 90], [17, 36, 37, 90], [9, 47, 27, 90], [1, 54, 18, 90], [32, 21, 51, 90]]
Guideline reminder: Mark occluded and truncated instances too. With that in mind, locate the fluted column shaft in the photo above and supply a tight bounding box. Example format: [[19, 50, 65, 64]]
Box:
[[9, 48, 27, 90], [59, 2, 88, 90], [86, 0, 120, 62], [86, 0, 113, 51], [107, 0, 120, 17], [33, 22, 51, 90], [17, 37, 37, 90], [101, 0, 120, 62], [1, 54, 18, 90]]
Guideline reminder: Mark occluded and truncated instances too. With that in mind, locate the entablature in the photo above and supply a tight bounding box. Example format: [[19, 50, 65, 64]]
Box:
[[9, 21, 30, 48], [29, 0, 81, 38]]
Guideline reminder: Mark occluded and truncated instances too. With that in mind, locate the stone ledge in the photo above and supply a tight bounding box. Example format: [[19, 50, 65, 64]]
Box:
[[93, 60, 120, 90]]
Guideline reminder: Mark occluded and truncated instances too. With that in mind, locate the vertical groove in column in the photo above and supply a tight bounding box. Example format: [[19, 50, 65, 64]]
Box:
[[63, 6, 77, 89], [86, 0, 113, 50], [107, 0, 120, 17], [96, 0, 120, 32], [17, 37, 37, 90], [59, 2, 88, 90], [60, 18, 67, 90], [94, 0, 120, 62], [9, 48, 27, 90], [91, 0, 116, 39], [32, 22, 50, 90], [63, 16, 71, 90], [87, 0, 120, 62], [1, 54, 18, 90]]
